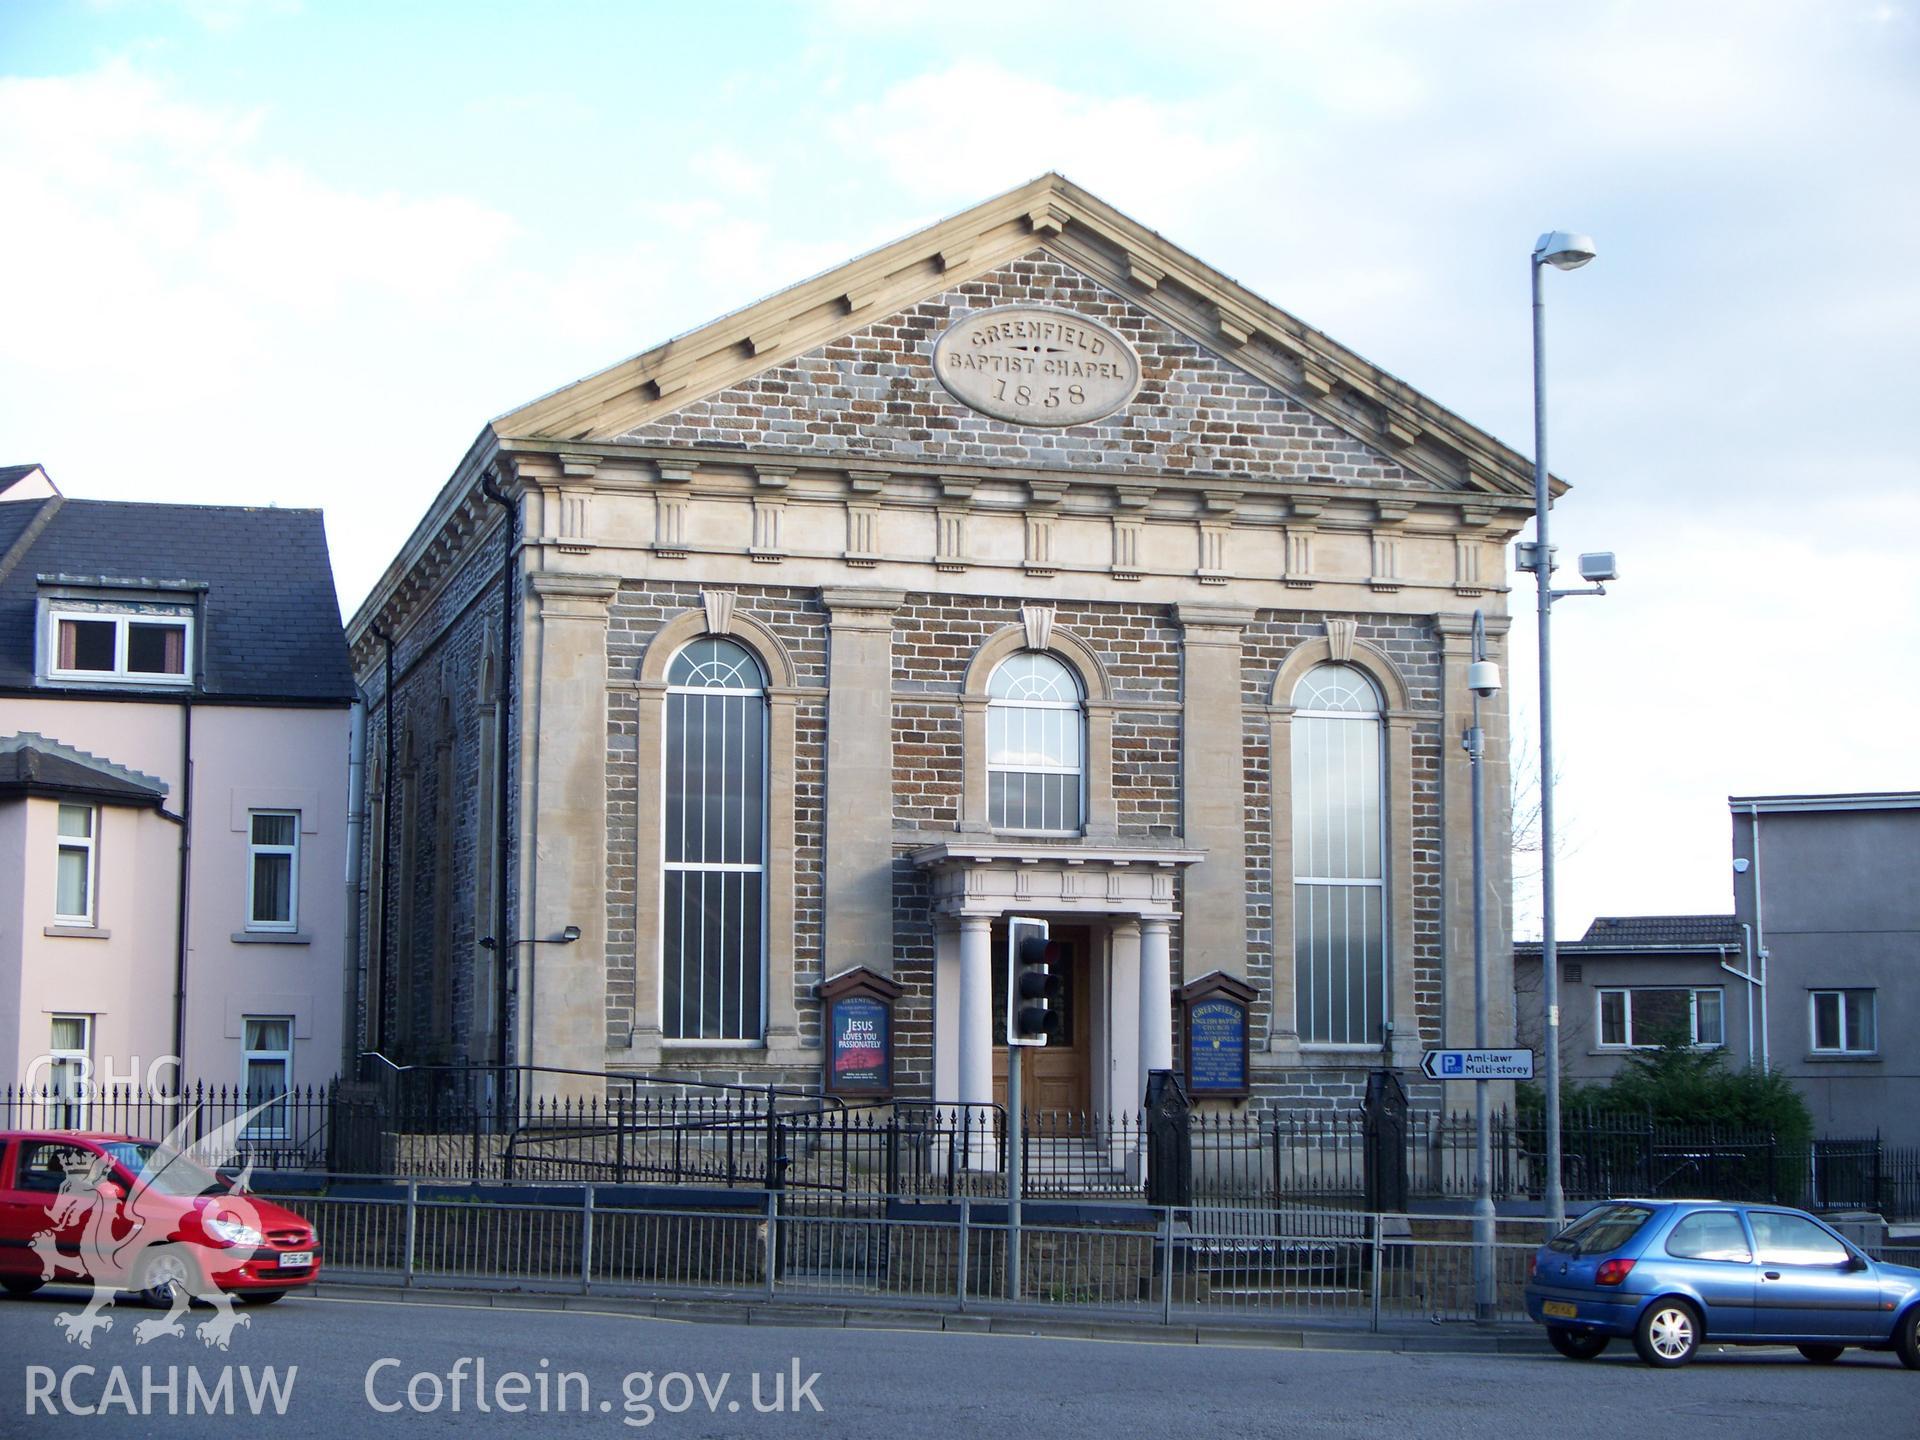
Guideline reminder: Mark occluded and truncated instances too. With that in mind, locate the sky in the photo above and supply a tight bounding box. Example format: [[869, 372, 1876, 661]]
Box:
[[3, 0, 1915, 940]]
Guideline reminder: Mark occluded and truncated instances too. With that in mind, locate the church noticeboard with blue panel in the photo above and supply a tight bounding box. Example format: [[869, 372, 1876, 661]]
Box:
[[817, 967, 903, 1100], [1181, 971, 1256, 1099]]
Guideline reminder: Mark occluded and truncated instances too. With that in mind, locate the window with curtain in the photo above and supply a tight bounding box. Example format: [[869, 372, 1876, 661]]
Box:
[[1291, 663, 1386, 1046], [987, 651, 1084, 833], [1598, 987, 1724, 1048], [248, 811, 300, 930], [242, 1016, 293, 1138], [47, 606, 191, 683], [662, 637, 767, 1041], [1811, 990, 1877, 1054], [49, 1015, 91, 1128], [55, 804, 96, 924]]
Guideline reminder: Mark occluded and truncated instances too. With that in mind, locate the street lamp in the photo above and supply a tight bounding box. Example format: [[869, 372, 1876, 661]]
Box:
[[1464, 611, 1500, 1319], [1521, 229, 1609, 1230]]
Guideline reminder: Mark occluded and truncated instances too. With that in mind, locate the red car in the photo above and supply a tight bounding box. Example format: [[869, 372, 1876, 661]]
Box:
[[0, 1131, 321, 1306]]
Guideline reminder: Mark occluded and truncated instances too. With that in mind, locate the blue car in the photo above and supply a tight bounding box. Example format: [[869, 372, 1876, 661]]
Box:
[[1524, 1199, 1920, 1367]]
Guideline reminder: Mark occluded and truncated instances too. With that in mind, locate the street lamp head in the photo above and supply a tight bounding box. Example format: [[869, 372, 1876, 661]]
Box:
[[1577, 551, 1617, 583], [1534, 231, 1597, 270]]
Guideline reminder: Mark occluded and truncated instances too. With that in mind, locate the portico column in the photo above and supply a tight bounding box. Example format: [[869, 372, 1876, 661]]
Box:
[[1138, 917, 1174, 1086], [958, 913, 994, 1103]]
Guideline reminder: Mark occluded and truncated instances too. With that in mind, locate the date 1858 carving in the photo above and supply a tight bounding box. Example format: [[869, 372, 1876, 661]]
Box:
[[931, 306, 1141, 427]]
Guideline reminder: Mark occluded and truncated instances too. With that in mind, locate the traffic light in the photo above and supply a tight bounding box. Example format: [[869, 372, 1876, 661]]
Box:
[[1006, 916, 1054, 1047]]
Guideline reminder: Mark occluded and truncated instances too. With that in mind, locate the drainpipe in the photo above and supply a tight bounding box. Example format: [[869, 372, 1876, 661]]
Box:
[[479, 469, 517, 1084], [371, 622, 396, 1061], [1721, 932, 1761, 1071], [342, 699, 368, 1077], [1749, 804, 1770, 1072], [169, 695, 194, 1082]]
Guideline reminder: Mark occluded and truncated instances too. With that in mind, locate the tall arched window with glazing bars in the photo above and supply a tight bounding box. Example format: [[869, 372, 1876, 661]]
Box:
[[1291, 662, 1386, 1046], [987, 651, 1084, 833], [662, 637, 766, 1041]]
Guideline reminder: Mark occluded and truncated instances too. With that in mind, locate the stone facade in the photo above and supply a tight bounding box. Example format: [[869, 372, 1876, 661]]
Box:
[[347, 175, 1533, 1117]]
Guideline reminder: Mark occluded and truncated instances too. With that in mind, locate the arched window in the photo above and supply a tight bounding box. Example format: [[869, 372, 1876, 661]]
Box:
[[662, 637, 766, 1041], [1291, 663, 1385, 1046], [987, 651, 1084, 833]]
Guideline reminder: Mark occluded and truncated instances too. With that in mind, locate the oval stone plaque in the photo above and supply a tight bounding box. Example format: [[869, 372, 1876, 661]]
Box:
[[932, 306, 1140, 427]]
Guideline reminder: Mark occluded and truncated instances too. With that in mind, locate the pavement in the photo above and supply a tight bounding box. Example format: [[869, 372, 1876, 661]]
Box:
[[295, 1276, 1553, 1354], [2, 1280, 1915, 1439]]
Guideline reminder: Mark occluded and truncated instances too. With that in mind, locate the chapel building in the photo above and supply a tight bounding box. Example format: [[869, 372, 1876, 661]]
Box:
[[347, 175, 1532, 1116]]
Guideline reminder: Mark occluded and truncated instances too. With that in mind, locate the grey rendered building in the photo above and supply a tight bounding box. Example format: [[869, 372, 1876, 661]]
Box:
[[1516, 793, 1919, 1148], [1732, 793, 1920, 1147], [1515, 915, 1754, 1084]]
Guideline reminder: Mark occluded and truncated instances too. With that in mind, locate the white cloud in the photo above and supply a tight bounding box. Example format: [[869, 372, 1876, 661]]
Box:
[[5, 8, 1917, 935], [826, 60, 1258, 217]]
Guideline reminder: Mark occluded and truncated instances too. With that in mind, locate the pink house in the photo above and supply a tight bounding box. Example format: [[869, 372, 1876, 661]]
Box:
[[0, 471, 356, 1115]]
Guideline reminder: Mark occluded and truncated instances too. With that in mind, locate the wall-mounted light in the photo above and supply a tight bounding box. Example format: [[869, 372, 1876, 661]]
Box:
[[480, 925, 581, 951]]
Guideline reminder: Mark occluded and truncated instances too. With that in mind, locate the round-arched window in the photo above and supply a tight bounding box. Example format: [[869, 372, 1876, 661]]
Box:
[[987, 651, 1084, 833], [662, 636, 766, 1041], [1290, 662, 1385, 1046]]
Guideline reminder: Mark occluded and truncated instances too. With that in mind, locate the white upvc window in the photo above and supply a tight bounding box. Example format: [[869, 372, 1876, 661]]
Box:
[[55, 803, 97, 925], [1810, 990, 1876, 1056], [247, 811, 300, 931], [241, 1016, 294, 1138], [48, 1015, 92, 1128], [45, 604, 193, 685], [1596, 987, 1725, 1049]]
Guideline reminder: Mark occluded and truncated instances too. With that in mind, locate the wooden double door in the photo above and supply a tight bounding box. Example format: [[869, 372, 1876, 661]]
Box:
[[991, 923, 1092, 1116]]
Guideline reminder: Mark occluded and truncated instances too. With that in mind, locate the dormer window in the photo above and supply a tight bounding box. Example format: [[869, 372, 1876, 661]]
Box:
[[43, 602, 193, 685]]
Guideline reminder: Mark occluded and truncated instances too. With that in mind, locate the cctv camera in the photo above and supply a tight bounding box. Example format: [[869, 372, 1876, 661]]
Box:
[[1733, 858, 1750, 874], [1578, 552, 1618, 583], [1467, 659, 1501, 697]]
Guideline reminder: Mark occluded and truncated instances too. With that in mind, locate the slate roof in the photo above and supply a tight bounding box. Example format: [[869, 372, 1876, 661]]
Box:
[[0, 732, 169, 806], [0, 498, 41, 557], [1516, 915, 1743, 953], [0, 497, 354, 703], [0, 463, 46, 492]]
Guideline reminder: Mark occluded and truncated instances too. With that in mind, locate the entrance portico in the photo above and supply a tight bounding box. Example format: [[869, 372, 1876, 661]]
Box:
[[913, 842, 1203, 1118]]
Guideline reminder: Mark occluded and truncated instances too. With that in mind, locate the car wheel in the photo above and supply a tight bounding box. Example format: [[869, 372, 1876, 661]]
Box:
[[1797, 1344, 1844, 1364], [1547, 1327, 1610, 1360], [239, 1290, 288, 1305], [1633, 1299, 1701, 1367], [1896, 1306, 1920, 1371], [136, 1251, 200, 1309], [1, 1277, 45, 1297]]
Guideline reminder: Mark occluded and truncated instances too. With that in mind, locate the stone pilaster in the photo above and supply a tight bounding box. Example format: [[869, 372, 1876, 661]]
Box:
[[521, 571, 619, 1100], [822, 587, 905, 976], [1176, 603, 1256, 980]]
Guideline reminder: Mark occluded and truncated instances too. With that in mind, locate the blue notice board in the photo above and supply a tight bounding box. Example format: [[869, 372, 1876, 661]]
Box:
[[1187, 997, 1249, 1096]]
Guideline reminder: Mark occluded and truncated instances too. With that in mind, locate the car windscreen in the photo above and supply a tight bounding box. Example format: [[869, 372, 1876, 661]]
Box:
[[98, 1141, 227, 1198], [1548, 1203, 1654, 1256]]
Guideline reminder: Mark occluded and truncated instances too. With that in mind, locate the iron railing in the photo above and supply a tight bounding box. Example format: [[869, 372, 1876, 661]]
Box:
[[264, 1184, 1556, 1329], [9, 1079, 1918, 1218]]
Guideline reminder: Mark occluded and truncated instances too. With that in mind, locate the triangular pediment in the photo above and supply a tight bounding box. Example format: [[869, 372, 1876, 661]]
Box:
[[494, 174, 1542, 497]]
